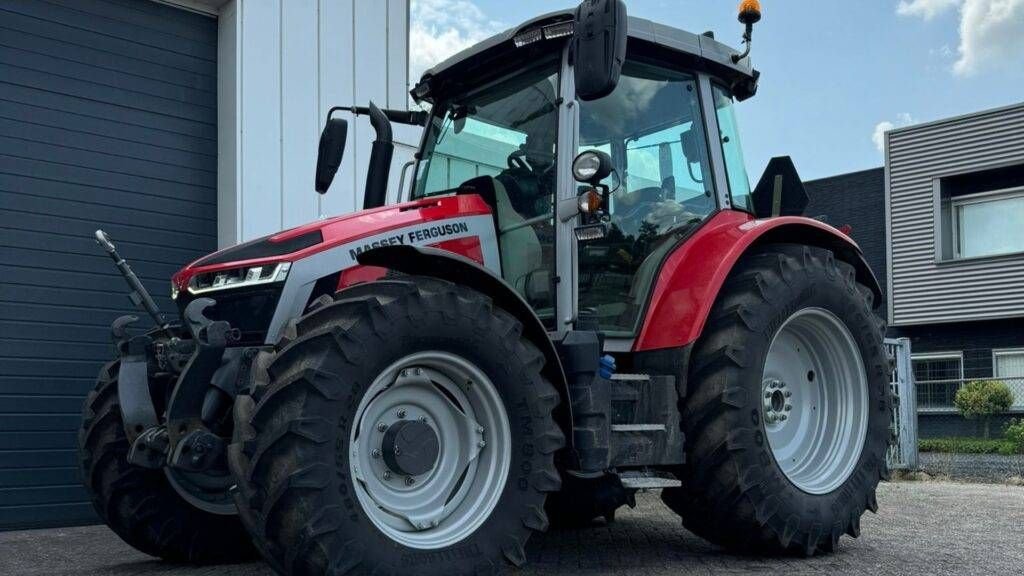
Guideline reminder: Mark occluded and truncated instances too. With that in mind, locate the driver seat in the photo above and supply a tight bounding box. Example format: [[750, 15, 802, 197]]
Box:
[[491, 178, 543, 294]]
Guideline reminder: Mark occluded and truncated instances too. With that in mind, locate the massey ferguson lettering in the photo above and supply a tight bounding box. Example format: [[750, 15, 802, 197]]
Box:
[[348, 221, 471, 259]]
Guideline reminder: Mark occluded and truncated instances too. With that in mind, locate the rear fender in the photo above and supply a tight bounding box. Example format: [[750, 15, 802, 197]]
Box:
[[634, 211, 882, 352], [358, 245, 573, 446]]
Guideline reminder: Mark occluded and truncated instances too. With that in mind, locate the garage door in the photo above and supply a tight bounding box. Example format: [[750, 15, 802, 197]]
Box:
[[0, 0, 217, 530]]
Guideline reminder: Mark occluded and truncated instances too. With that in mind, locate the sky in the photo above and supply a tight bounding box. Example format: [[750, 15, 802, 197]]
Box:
[[410, 0, 1024, 181]]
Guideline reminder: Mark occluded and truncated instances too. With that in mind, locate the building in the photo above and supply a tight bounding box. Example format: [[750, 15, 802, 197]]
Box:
[[806, 102, 1024, 438], [0, 0, 413, 530]]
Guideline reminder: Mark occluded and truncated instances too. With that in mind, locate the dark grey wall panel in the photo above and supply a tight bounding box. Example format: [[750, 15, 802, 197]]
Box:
[[805, 168, 887, 318], [0, 0, 217, 531]]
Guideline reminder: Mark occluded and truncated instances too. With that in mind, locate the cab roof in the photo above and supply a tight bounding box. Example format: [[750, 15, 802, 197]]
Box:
[[412, 10, 760, 104]]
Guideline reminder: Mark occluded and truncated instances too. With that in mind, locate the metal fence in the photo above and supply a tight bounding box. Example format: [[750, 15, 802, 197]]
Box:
[[913, 347, 1024, 412], [886, 338, 918, 470]]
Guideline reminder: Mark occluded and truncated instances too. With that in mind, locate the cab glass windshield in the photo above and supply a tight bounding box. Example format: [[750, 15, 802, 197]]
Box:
[[412, 56, 561, 326]]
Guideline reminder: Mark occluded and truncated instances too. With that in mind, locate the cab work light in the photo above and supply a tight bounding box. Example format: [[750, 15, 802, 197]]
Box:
[[513, 21, 575, 47]]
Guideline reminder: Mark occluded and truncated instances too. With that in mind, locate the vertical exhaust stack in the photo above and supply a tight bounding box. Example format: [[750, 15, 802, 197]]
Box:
[[363, 101, 394, 209]]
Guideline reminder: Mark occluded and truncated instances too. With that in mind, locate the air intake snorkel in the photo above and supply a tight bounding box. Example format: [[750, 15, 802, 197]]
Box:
[[362, 102, 393, 209]]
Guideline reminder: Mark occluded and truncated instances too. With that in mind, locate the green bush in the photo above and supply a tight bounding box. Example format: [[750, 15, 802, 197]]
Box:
[[1005, 419, 1024, 454], [919, 437, 1015, 454], [953, 380, 1015, 438]]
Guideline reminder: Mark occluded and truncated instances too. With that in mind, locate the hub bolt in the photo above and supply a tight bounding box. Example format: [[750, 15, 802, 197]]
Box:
[[405, 477, 415, 486], [764, 391, 772, 399], [476, 425, 484, 433], [383, 471, 392, 481], [394, 446, 402, 456], [785, 390, 792, 398], [785, 404, 792, 411], [780, 414, 788, 421], [478, 440, 487, 448], [377, 423, 387, 432], [419, 416, 428, 423], [397, 409, 407, 419], [371, 449, 381, 458]]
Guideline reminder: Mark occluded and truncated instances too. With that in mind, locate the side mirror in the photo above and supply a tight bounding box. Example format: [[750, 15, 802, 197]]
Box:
[[573, 0, 627, 101], [315, 117, 348, 194], [750, 156, 809, 218]]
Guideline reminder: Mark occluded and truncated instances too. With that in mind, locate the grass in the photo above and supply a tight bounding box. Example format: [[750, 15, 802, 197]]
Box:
[[919, 437, 1021, 456]]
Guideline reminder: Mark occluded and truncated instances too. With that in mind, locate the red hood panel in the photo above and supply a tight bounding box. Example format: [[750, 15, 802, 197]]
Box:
[[172, 194, 492, 289]]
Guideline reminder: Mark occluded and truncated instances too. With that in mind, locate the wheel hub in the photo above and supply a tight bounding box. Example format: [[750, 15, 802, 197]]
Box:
[[381, 418, 440, 477], [761, 378, 792, 424]]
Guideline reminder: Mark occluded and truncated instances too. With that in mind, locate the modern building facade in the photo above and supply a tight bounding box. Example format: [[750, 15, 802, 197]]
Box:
[[806, 102, 1024, 438], [0, 0, 412, 530]]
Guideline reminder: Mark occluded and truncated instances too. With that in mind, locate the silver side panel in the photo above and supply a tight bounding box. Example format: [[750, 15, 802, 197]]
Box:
[[887, 103, 1024, 326], [263, 214, 500, 344]]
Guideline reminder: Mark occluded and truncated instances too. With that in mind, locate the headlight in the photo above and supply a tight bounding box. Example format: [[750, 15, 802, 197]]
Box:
[[188, 262, 291, 294], [171, 282, 180, 300], [572, 150, 613, 183]]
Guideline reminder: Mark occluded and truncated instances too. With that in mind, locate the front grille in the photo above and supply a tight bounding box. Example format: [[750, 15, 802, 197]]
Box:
[[176, 284, 283, 345]]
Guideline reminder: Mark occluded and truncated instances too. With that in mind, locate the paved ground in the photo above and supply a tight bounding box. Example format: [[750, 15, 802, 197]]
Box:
[[919, 452, 1024, 482], [2, 481, 1022, 576]]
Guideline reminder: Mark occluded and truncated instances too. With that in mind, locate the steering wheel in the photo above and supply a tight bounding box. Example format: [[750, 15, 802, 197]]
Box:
[[507, 149, 529, 171]]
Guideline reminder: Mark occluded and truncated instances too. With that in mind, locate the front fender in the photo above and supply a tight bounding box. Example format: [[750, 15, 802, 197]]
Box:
[[357, 245, 573, 444], [634, 210, 882, 352]]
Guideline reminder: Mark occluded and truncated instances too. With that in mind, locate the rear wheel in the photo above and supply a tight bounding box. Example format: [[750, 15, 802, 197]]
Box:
[[78, 361, 255, 563], [662, 244, 890, 556], [229, 277, 564, 575]]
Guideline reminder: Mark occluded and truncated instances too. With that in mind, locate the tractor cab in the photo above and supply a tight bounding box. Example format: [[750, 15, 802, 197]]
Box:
[[405, 7, 763, 338]]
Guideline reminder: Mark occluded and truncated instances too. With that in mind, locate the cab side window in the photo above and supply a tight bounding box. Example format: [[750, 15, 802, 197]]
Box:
[[711, 85, 753, 212]]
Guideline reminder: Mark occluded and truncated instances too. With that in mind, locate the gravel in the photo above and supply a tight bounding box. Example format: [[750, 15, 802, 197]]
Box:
[[1, 481, 1021, 576]]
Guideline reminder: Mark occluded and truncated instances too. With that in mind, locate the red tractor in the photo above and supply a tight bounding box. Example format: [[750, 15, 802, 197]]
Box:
[[81, 2, 891, 574]]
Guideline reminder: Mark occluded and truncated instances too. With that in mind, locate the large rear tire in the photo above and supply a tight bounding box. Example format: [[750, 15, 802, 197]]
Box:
[[229, 277, 564, 575], [78, 361, 256, 563], [662, 244, 891, 556]]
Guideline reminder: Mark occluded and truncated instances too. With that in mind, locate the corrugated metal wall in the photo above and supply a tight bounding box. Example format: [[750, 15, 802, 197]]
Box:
[[886, 103, 1024, 326], [0, 0, 217, 530]]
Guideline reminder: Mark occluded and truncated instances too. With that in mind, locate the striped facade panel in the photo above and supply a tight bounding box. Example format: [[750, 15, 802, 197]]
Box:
[[886, 103, 1024, 326]]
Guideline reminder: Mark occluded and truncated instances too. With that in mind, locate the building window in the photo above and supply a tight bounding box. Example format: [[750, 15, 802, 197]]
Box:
[[952, 188, 1024, 259], [935, 164, 1024, 261], [912, 352, 963, 410], [994, 349, 1024, 409]]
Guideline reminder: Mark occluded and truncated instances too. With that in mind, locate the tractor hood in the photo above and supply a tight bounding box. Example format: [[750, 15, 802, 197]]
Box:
[[171, 194, 493, 298]]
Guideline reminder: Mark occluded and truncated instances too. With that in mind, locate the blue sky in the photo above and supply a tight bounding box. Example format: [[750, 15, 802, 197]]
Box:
[[410, 0, 1024, 180]]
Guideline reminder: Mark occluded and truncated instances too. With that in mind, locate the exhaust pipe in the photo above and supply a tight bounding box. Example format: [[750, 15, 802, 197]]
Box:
[[363, 101, 394, 209]]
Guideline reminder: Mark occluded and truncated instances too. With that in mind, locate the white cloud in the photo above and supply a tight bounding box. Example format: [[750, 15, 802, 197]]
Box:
[[953, 0, 1024, 76], [409, 0, 504, 84], [898, 0, 1024, 76], [897, 0, 961, 20], [873, 113, 916, 153]]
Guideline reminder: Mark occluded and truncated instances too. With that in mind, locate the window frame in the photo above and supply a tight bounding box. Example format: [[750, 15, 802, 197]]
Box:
[[993, 348, 1024, 377], [948, 186, 1024, 261], [911, 351, 964, 412]]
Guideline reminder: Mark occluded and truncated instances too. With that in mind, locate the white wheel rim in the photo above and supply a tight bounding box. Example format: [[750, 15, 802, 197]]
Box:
[[349, 351, 511, 549], [762, 308, 869, 495]]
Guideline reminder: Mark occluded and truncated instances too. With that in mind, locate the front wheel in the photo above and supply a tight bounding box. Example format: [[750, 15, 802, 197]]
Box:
[[663, 244, 891, 556], [229, 277, 564, 575]]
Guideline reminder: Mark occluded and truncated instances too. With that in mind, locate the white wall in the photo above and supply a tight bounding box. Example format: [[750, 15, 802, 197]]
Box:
[[217, 0, 419, 246]]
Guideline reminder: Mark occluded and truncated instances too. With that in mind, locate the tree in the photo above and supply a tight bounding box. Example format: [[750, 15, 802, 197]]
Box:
[[954, 380, 1014, 439]]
